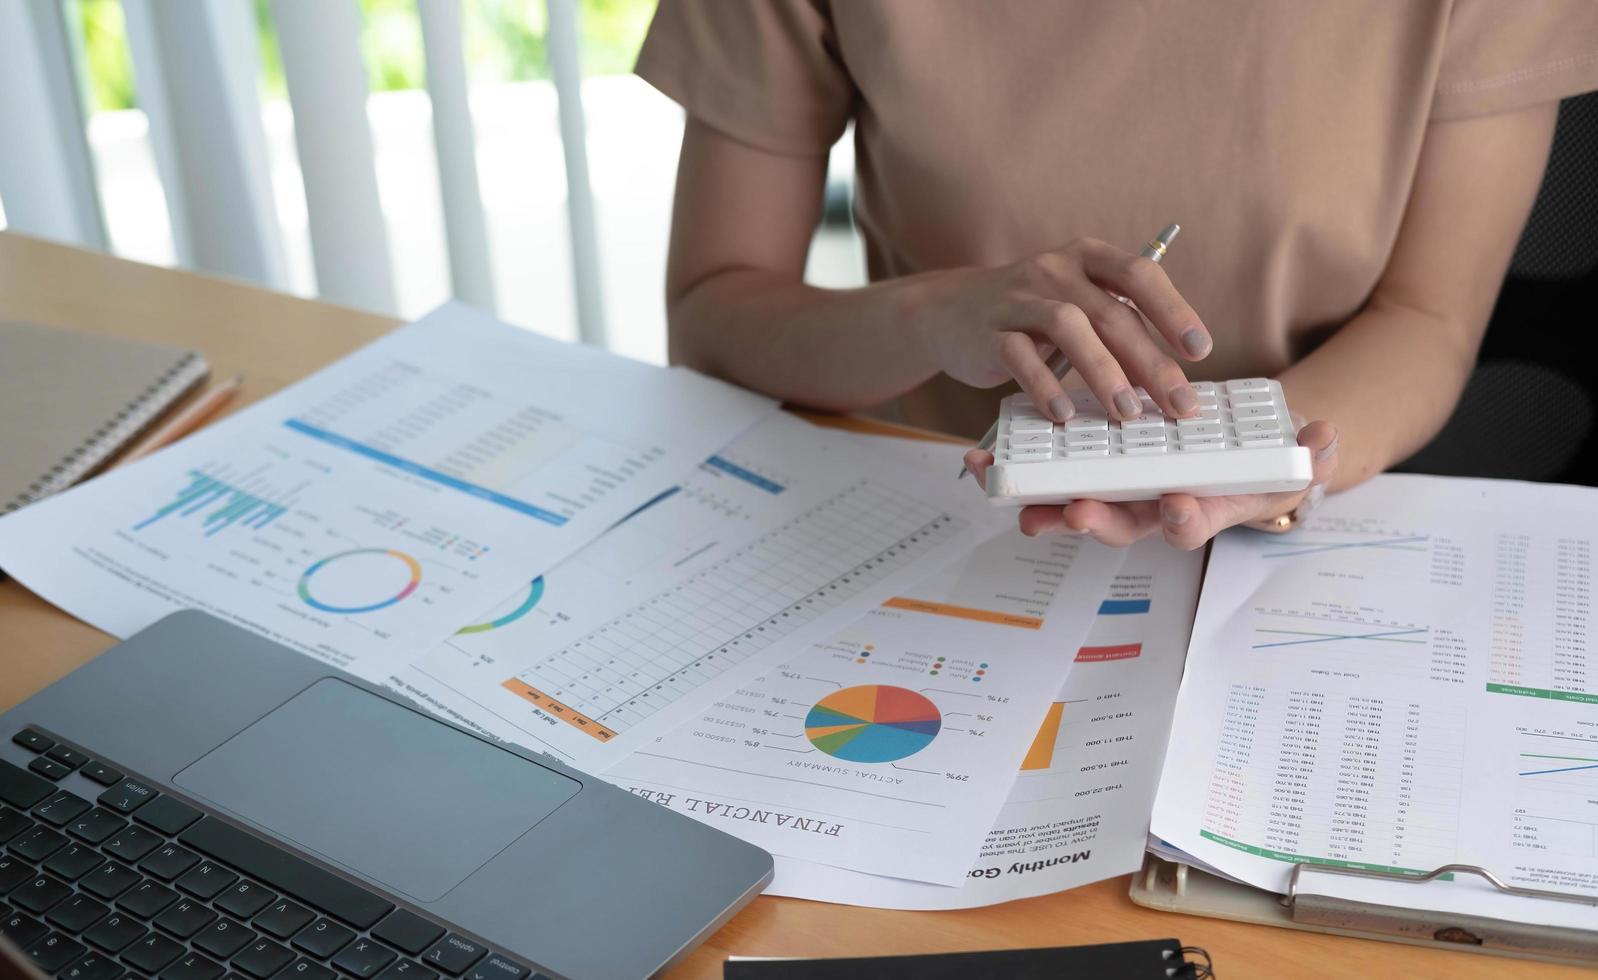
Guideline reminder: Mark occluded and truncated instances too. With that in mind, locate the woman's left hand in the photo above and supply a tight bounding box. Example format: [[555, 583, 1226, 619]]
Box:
[[963, 421, 1340, 550]]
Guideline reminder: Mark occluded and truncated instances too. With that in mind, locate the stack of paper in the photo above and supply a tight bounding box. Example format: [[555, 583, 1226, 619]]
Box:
[[0, 303, 1192, 906], [1151, 474, 1598, 930]]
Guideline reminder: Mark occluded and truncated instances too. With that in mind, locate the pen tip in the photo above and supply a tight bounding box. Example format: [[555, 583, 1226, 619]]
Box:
[[1159, 223, 1181, 245]]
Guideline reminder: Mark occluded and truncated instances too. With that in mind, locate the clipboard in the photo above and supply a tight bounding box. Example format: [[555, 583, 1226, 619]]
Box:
[[1129, 854, 1598, 968]]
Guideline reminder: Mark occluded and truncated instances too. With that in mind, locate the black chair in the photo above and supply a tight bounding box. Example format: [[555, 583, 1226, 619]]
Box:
[[1399, 91, 1598, 486]]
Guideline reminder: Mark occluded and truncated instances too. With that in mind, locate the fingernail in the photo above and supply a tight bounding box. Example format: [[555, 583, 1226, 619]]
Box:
[[1315, 435, 1339, 462], [1047, 395, 1074, 423], [1181, 327, 1211, 358], [1162, 504, 1189, 526], [1113, 388, 1141, 420], [1169, 384, 1200, 416]]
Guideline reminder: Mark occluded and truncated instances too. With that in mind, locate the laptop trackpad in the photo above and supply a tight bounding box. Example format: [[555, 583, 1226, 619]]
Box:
[[175, 678, 580, 902]]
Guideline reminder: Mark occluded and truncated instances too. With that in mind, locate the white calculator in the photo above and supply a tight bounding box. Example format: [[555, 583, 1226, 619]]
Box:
[[984, 378, 1313, 505]]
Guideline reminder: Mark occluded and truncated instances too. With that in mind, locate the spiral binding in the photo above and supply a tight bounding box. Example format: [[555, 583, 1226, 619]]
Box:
[[3, 351, 209, 515]]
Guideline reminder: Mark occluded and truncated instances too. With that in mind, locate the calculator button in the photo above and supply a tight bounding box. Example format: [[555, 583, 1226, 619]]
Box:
[[1236, 436, 1286, 448], [1190, 381, 1217, 396], [1177, 440, 1225, 452], [1176, 418, 1220, 438], [1225, 378, 1271, 393], [1176, 418, 1223, 434], [1009, 431, 1052, 448], [1120, 424, 1167, 442], [1008, 418, 1052, 435], [1006, 449, 1053, 462], [1064, 416, 1108, 432], [1064, 445, 1109, 458], [1227, 390, 1274, 406], [1232, 404, 1279, 421], [1234, 419, 1282, 437], [1062, 430, 1110, 447], [1121, 443, 1168, 455]]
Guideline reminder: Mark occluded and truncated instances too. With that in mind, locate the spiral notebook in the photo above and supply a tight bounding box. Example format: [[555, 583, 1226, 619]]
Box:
[[0, 321, 208, 515]]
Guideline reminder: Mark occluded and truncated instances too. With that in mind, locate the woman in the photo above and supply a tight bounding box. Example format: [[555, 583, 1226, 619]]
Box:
[[636, 1, 1598, 547]]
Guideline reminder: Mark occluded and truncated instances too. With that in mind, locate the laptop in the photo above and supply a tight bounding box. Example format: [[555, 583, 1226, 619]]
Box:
[[0, 611, 773, 979]]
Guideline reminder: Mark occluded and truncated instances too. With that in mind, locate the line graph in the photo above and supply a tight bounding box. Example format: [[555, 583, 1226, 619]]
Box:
[[1257, 535, 1430, 560], [1251, 606, 1429, 650], [1519, 754, 1598, 777], [1253, 626, 1429, 649]]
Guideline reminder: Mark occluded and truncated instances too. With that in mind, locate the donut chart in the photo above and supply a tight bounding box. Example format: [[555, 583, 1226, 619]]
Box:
[[298, 548, 422, 614], [457, 576, 545, 635], [804, 685, 942, 763]]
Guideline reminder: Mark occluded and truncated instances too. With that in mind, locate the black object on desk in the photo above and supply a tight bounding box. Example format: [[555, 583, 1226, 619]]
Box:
[[724, 939, 1213, 979]]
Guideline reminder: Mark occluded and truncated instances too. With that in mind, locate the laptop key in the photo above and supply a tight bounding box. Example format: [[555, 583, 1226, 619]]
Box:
[[281, 958, 337, 980], [376, 961, 439, 980], [182, 819, 393, 928], [420, 935, 487, 976], [117, 879, 179, 918], [81, 762, 124, 787], [103, 824, 162, 862], [123, 931, 185, 973], [62, 950, 126, 980], [0, 855, 35, 892], [24, 930, 87, 972], [1, 909, 48, 947], [67, 807, 127, 845], [135, 796, 202, 836], [254, 899, 315, 939], [9, 825, 68, 861], [155, 897, 217, 938], [142, 843, 202, 881], [97, 778, 158, 815], [45, 842, 106, 880], [12, 873, 72, 914], [0, 761, 53, 808], [161, 951, 226, 980], [370, 909, 444, 956], [82, 862, 141, 900], [193, 917, 255, 959], [233, 938, 295, 979], [28, 757, 72, 780], [33, 790, 92, 826], [0, 806, 32, 844], [84, 912, 147, 953], [214, 879, 276, 919], [46, 894, 110, 933], [12, 730, 54, 753], [177, 860, 239, 900], [292, 917, 354, 959], [46, 745, 90, 770], [333, 938, 397, 978], [465, 955, 527, 980]]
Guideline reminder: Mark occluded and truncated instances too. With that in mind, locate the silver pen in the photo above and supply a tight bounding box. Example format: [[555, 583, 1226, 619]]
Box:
[[958, 222, 1182, 479]]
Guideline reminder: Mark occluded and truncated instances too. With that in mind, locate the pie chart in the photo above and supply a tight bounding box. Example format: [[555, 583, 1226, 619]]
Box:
[[804, 685, 942, 763]]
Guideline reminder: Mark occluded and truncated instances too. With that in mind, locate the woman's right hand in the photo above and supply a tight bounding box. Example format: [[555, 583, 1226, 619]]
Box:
[[902, 237, 1213, 421]]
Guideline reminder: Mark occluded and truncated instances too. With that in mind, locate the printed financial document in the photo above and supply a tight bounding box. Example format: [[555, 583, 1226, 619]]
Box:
[[1151, 474, 1598, 930], [767, 540, 1202, 906], [0, 303, 776, 673], [604, 526, 1123, 886], [395, 416, 1012, 766]]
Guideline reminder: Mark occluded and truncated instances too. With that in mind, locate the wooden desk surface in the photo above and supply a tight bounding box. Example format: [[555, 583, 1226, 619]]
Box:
[[0, 231, 1574, 979]]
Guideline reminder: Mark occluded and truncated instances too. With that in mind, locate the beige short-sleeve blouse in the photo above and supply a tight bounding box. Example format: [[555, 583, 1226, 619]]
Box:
[[637, 1, 1598, 436]]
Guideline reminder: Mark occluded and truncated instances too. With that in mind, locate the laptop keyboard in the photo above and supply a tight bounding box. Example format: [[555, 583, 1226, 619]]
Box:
[[2, 730, 545, 980]]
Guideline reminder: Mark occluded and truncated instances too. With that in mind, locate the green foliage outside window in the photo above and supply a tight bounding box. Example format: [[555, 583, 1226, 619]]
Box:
[[75, 0, 657, 114]]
